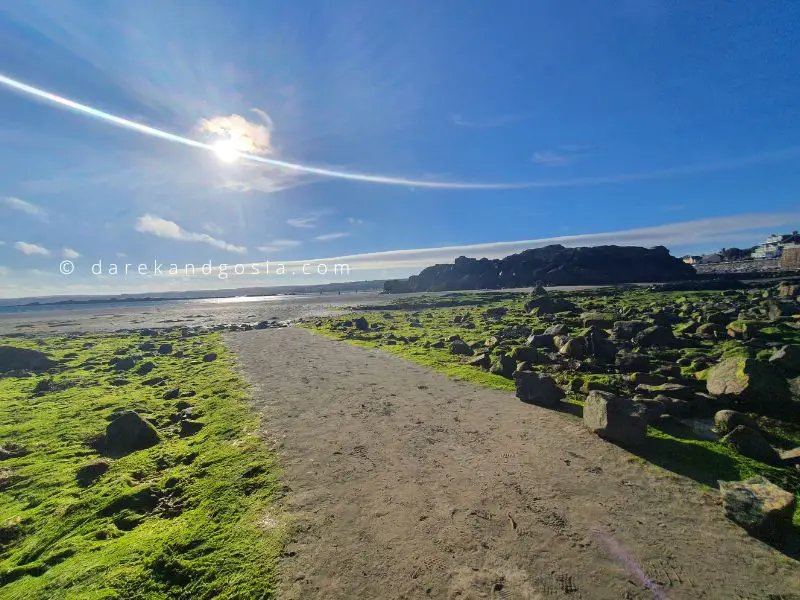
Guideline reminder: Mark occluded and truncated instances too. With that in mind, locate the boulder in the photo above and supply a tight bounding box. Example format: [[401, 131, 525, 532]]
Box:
[[616, 353, 651, 373], [202, 353, 218, 363], [513, 371, 564, 407], [777, 281, 799, 297], [525, 333, 555, 349], [696, 323, 726, 339], [543, 323, 568, 336], [768, 345, 800, 375], [611, 320, 648, 340], [0, 443, 30, 461], [489, 354, 516, 379], [0, 346, 57, 373], [713, 409, 759, 435], [136, 361, 155, 375], [449, 340, 473, 356], [625, 372, 667, 386], [652, 394, 692, 417], [633, 326, 676, 348], [706, 357, 790, 406], [353, 317, 369, 331], [525, 296, 576, 315], [157, 344, 173, 355], [720, 426, 780, 465], [163, 388, 181, 400], [76, 459, 111, 486], [634, 383, 696, 400], [583, 330, 617, 363], [138, 342, 156, 351], [558, 338, 585, 359], [467, 353, 491, 369], [583, 390, 647, 446], [104, 410, 160, 454], [113, 357, 136, 371], [719, 476, 796, 540], [779, 447, 800, 468], [581, 312, 616, 329]]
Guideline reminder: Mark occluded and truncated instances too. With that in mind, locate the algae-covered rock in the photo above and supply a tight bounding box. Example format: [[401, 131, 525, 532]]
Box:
[[719, 476, 796, 540], [0, 346, 57, 373], [581, 312, 616, 329], [633, 326, 676, 347], [706, 357, 789, 406], [713, 409, 758, 435]]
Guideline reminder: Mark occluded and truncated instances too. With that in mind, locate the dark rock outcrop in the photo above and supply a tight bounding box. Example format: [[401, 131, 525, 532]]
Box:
[[0, 346, 57, 373], [384, 244, 695, 293]]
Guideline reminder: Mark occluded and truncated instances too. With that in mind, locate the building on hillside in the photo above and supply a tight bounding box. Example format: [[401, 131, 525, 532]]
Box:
[[780, 245, 800, 269], [699, 253, 723, 264], [751, 231, 800, 259], [681, 255, 701, 265]]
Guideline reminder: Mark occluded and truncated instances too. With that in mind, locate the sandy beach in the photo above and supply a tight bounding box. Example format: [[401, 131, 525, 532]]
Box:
[[226, 327, 800, 600]]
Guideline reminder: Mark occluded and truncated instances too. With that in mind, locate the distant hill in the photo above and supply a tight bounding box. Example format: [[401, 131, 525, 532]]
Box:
[[383, 244, 695, 293]]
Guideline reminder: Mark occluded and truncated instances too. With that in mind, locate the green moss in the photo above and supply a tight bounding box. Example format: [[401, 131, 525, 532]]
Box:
[[0, 332, 283, 599]]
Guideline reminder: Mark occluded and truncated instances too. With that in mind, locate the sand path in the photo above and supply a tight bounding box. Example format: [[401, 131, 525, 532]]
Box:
[[226, 327, 799, 600]]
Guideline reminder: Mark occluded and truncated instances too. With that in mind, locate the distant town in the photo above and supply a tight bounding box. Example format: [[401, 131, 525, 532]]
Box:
[[683, 230, 800, 269]]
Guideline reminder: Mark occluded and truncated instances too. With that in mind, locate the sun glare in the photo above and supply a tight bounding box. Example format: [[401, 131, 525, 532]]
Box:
[[211, 138, 242, 163]]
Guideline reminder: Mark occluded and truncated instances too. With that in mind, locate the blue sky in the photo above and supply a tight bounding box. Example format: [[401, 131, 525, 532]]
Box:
[[0, 0, 798, 297]]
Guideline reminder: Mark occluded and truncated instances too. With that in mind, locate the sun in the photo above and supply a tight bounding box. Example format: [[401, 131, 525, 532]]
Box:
[[211, 137, 243, 163]]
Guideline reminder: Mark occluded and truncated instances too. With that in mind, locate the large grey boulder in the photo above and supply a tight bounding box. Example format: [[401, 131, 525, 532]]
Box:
[[720, 426, 780, 465], [513, 371, 564, 407], [104, 410, 160, 454], [611, 320, 648, 340], [449, 340, 473, 356], [706, 357, 789, 406], [719, 476, 796, 540], [583, 390, 647, 446], [0, 346, 57, 373], [633, 326, 676, 347], [768, 344, 800, 376]]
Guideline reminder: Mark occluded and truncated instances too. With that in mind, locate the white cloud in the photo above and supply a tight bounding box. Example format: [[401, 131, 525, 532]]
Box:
[[0, 241, 5, 246], [62, 248, 80, 259], [256, 239, 302, 254], [116, 252, 127, 258], [287, 216, 319, 229], [14, 241, 51, 256], [3, 196, 48, 221], [203, 223, 224, 236], [315, 232, 350, 241], [348, 217, 365, 226], [134, 214, 247, 254], [450, 112, 530, 129], [531, 151, 572, 167], [195, 113, 274, 155]]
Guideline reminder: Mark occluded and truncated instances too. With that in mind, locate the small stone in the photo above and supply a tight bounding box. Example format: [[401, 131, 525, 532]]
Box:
[[157, 343, 173, 355], [449, 340, 473, 356], [76, 459, 111, 486], [163, 388, 181, 400], [202, 353, 218, 363]]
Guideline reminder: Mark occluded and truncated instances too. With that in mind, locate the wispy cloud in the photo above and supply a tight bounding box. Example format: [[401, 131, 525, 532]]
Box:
[[531, 151, 573, 167], [256, 239, 302, 254], [0, 241, 5, 246], [348, 217, 365, 226], [315, 232, 350, 241], [14, 241, 51, 256], [0, 266, 9, 277], [62, 248, 80, 259], [134, 214, 247, 254], [287, 215, 320, 229], [531, 145, 593, 167], [296, 212, 800, 272], [203, 223, 224, 236], [450, 112, 530, 129], [3, 196, 48, 221]]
